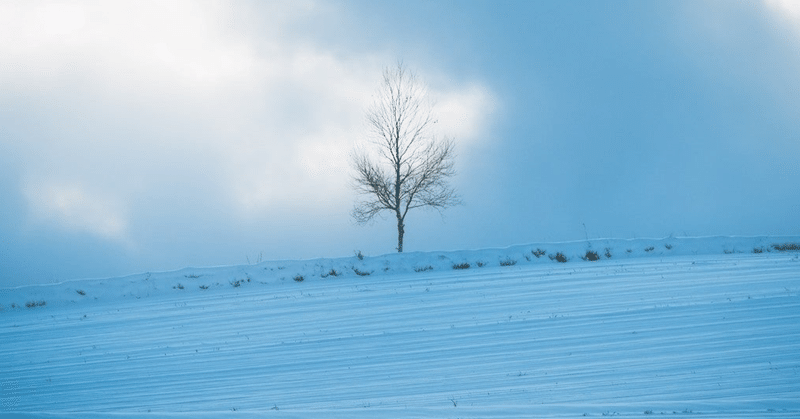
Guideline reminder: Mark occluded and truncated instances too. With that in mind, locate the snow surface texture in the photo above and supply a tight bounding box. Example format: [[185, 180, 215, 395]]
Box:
[[1, 236, 799, 418]]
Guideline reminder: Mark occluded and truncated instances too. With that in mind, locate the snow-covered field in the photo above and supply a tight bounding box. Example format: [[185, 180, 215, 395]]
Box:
[[2, 236, 799, 418]]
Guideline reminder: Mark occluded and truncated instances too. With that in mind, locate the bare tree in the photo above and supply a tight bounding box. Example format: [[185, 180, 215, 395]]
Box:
[[352, 63, 460, 252]]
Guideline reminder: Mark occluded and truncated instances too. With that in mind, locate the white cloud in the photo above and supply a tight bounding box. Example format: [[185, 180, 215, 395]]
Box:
[[0, 1, 260, 97], [23, 181, 130, 242], [433, 83, 497, 144], [764, 0, 800, 35], [765, 0, 800, 20]]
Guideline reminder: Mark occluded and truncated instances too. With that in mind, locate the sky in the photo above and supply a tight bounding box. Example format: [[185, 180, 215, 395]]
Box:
[[1, 0, 799, 286]]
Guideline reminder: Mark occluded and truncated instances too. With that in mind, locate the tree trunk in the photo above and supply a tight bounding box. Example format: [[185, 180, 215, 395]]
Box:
[[395, 138, 403, 252], [396, 213, 405, 253]]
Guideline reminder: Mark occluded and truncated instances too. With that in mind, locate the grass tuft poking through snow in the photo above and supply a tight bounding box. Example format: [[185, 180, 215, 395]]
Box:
[[230, 278, 250, 287], [582, 250, 600, 261], [500, 258, 517, 266], [352, 267, 371, 276], [772, 242, 800, 252]]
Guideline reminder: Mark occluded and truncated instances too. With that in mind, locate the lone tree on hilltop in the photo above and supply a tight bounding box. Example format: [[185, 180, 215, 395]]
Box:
[[351, 62, 460, 252]]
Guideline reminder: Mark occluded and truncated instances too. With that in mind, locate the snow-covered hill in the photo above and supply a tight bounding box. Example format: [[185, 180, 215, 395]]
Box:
[[2, 236, 799, 418]]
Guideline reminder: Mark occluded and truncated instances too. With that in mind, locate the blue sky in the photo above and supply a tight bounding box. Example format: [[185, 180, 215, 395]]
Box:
[[1, 0, 798, 286]]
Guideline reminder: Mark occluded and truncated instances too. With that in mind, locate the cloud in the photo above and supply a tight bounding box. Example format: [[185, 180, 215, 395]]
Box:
[[433, 83, 497, 145], [23, 180, 130, 242], [764, 0, 800, 25]]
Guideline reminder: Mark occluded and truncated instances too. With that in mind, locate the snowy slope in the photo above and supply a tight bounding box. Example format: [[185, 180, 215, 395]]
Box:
[[1, 236, 799, 418]]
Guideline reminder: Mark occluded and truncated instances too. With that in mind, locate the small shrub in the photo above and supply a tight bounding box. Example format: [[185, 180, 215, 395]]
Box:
[[25, 300, 46, 308], [583, 250, 599, 261], [476, 261, 486, 267], [321, 269, 340, 278], [549, 252, 568, 263], [76, 289, 86, 296], [173, 283, 184, 290], [500, 258, 517, 266], [199, 285, 209, 290], [230, 279, 244, 288], [626, 249, 632, 253], [772, 243, 800, 252], [414, 265, 434, 272], [185, 274, 201, 279], [644, 246, 655, 252], [604, 248, 612, 258], [452, 262, 471, 270], [293, 275, 304, 282], [355, 250, 364, 260], [753, 247, 765, 254], [665, 244, 673, 250], [352, 267, 371, 276], [532, 248, 546, 258]]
